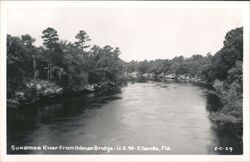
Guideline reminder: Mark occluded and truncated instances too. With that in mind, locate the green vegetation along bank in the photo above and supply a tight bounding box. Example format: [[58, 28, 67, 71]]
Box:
[[7, 28, 126, 107]]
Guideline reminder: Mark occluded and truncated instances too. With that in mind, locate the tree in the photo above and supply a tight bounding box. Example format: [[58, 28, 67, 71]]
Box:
[[58, 41, 88, 91], [203, 27, 243, 82], [7, 35, 33, 98], [41, 27, 59, 80], [21, 34, 37, 79], [88, 45, 124, 83], [206, 27, 243, 139], [137, 60, 149, 74], [75, 30, 91, 52]]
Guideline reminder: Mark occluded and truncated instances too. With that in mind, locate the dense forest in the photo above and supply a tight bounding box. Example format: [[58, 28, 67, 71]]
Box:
[[7, 27, 243, 139], [7, 28, 126, 101]]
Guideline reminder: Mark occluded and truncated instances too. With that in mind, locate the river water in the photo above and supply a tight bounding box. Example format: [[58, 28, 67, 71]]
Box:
[[7, 81, 242, 154]]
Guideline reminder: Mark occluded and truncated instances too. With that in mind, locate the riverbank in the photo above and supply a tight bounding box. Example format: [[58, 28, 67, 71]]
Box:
[[127, 72, 209, 87], [208, 79, 243, 141], [7, 79, 121, 108]]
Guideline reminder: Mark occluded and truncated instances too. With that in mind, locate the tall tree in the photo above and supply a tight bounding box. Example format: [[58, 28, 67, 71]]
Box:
[[21, 34, 37, 79], [75, 30, 91, 52], [41, 27, 59, 80]]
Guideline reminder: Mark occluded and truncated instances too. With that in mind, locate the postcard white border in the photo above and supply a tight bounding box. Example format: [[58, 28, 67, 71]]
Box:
[[0, 1, 249, 162]]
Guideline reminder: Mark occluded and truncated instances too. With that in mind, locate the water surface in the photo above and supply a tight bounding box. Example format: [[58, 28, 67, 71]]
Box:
[[7, 81, 242, 154]]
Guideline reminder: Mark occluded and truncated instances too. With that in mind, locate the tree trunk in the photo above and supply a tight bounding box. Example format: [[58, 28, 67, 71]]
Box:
[[47, 53, 50, 80], [32, 55, 36, 79], [50, 57, 52, 80], [28, 48, 37, 79]]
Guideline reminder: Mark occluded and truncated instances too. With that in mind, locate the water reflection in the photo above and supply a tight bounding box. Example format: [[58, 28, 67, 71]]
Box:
[[206, 94, 222, 112], [7, 81, 242, 154]]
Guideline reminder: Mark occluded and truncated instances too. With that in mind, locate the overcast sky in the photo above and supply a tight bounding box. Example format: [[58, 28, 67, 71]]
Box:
[[7, 7, 243, 61]]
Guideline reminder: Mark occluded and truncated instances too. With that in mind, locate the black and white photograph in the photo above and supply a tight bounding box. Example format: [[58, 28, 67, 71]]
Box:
[[0, 1, 249, 162]]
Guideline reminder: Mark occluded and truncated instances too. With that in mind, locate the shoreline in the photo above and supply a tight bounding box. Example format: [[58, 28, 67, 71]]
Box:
[[7, 79, 123, 109]]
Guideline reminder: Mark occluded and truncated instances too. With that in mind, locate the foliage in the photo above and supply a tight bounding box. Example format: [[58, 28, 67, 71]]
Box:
[[7, 27, 125, 97], [57, 41, 88, 91], [208, 27, 243, 139], [7, 34, 35, 98], [75, 30, 91, 52], [41, 27, 59, 50], [203, 27, 243, 82], [88, 45, 124, 84], [126, 54, 212, 78], [41, 27, 60, 80]]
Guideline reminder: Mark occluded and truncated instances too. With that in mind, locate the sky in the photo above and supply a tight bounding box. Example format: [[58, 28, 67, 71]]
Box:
[[7, 7, 243, 61]]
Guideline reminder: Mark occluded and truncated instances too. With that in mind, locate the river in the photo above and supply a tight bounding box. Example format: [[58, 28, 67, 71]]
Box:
[[7, 81, 243, 154]]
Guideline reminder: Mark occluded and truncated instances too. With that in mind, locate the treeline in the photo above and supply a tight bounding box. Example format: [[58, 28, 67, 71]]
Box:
[[126, 54, 212, 79], [205, 27, 243, 139], [126, 27, 243, 139], [7, 27, 126, 102]]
